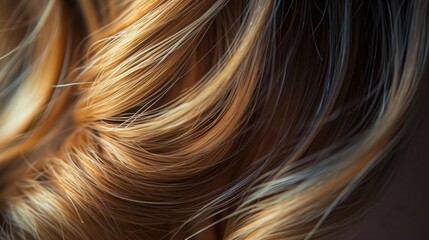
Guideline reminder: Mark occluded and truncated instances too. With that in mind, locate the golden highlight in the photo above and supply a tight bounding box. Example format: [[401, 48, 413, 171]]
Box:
[[0, 0, 428, 239]]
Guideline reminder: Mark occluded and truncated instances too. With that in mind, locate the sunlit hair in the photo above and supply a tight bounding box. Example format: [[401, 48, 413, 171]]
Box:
[[0, 0, 428, 239]]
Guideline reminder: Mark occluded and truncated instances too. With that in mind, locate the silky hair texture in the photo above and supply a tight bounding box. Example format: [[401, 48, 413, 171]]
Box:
[[0, 0, 428, 239]]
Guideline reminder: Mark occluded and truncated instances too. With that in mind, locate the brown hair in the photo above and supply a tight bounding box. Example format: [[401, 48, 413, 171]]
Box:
[[0, 0, 428, 239]]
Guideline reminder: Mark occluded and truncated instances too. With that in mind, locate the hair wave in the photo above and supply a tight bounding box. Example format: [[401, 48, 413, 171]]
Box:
[[0, 0, 428, 239]]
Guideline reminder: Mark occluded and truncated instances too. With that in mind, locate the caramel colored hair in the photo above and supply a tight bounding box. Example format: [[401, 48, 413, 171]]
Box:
[[0, 0, 428, 239]]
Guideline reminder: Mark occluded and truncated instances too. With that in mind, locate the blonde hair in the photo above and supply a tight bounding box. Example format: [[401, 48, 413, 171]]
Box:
[[0, 0, 428, 239]]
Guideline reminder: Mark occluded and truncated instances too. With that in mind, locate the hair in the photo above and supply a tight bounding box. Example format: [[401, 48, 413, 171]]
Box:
[[0, 0, 427, 239]]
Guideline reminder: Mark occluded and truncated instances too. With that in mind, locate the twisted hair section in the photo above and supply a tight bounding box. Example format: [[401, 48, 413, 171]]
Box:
[[0, 0, 427, 239]]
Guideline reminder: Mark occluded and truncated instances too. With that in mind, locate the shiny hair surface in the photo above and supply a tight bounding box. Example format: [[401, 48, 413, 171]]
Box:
[[0, 0, 428, 239]]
